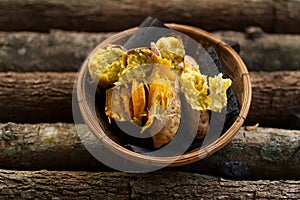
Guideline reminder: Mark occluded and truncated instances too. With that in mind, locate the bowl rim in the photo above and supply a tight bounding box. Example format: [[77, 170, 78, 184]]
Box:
[[77, 23, 252, 167]]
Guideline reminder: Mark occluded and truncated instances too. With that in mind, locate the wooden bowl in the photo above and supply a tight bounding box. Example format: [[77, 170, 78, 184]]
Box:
[[77, 24, 252, 167]]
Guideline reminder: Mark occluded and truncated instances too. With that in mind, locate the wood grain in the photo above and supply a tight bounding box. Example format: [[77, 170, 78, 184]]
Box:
[[0, 30, 299, 72], [0, 0, 299, 33], [0, 170, 299, 199], [0, 71, 299, 128], [0, 72, 74, 123], [0, 123, 299, 179]]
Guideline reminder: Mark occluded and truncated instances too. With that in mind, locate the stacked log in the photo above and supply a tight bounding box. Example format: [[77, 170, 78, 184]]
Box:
[[0, 123, 299, 180], [0, 170, 299, 200], [0, 0, 299, 33], [0, 71, 299, 128], [0, 30, 299, 72]]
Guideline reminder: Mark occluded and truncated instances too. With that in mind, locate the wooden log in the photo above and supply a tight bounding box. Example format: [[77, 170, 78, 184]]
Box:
[[0, 30, 300, 72], [246, 71, 300, 129], [213, 31, 300, 71], [0, 170, 299, 199], [0, 30, 113, 72], [0, 0, 299, 34], [0, 72, 74, 123], [0, 123, 299, 179], [0, 71, 299, 128], [0, 122, 108, 171]]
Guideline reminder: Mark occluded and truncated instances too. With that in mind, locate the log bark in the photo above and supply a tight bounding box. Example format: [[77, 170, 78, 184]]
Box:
[[0, 30, 113, 72], [0, 123, 299, 179], [246, 71, 300, 129], [0, 30, 300, 72], [213, 31, 300, 71], [0, 72, 74, 123], [0, 0, 299, 33], [0, 170, 299, 199], [0, 71, 299, 128]]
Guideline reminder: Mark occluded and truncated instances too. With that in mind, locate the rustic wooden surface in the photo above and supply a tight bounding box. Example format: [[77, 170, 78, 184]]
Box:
[[0, 30, 299, 72], [0, 0, 299, 33], [0, 170, 299, 199], [0, 1, 299, 197], [0, 71, 299, 128], [1, 123, 299, 179]]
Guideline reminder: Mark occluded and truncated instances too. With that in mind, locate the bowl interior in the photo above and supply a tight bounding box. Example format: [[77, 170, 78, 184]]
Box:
[[77, 24, 251, 167]]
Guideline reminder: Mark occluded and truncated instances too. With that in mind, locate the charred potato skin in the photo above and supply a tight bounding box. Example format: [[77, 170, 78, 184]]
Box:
[[197, 110, 210, 139], [181, 93, 210, 140], [150, 92, 181, 148]]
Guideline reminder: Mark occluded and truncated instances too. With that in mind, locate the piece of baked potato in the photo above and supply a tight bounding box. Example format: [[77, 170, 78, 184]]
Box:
[[91, 36, 232, 149]]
